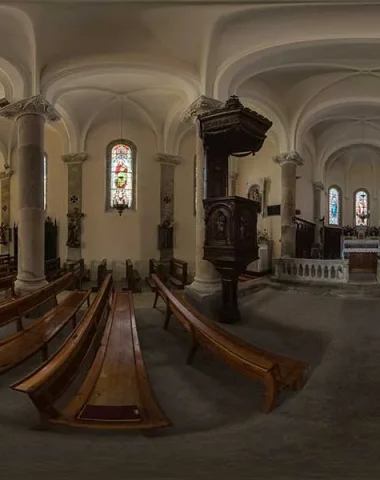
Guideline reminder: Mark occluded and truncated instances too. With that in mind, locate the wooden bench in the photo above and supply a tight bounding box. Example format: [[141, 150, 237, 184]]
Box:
[[67, 259, 86, 289], [0, 272, 77, 332], [0, 254, 16, 272], [151, 274, 308, 414], [0, 286, 91, 372], [12, 275, 170, 431], [0, 274, 16, 300], [168, 258, 188, 289], [91, 259, 109, 292], [125, 259, 142, 293], [145, 258, 166, 292], [45, 257, 65, 282]]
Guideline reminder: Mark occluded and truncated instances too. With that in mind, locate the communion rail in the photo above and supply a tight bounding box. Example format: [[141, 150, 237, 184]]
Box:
[[273, 258, 349, 284]]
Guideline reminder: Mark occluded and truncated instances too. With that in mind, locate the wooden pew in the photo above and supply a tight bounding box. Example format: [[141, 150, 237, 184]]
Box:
[[125, 259, 141, 293], [0, 272, 77, 332], [92, 259, 108, 292], [0, 286, 91, 372], [0, 254, 16, 272], [168, 258, 188, 289], [45, 257, 65, 282], [151, 274, 308, 414], [67, 259, 86, 289], [12, 276, 170, 431], [145, 258, 166, 292], [0, 274, 16, 296]]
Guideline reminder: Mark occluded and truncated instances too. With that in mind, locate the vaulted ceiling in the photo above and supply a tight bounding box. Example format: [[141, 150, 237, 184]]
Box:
[[0, 1, 380, 173]]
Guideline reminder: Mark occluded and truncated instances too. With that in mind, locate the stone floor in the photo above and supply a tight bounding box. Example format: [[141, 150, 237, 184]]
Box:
[[1, 284, 380, 478]]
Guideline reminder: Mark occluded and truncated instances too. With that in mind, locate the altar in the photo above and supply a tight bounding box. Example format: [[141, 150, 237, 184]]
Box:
[[342, 238, 380, 273]]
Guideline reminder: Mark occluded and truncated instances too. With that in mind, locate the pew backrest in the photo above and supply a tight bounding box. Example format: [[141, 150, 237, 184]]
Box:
[[0, 272, 75, 329], [12, 274, 113, 414]]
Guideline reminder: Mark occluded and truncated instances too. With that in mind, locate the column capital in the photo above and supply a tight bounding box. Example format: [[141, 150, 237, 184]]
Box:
[[0, 95, 60, 122], [156, 153, 181, 166], [62, 152, 88, 164], [273, 151, 304, 167], [183, 95, 223, 122], [0, 168, 13, 180], [313, 181, 325, 191]]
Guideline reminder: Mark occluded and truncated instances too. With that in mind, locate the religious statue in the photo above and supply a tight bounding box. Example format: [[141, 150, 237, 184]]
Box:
[[0, 222, 7, 245], [66, 208, 84, 248], [248, 184, 262, 213], [214, 211, 228, 241], [158, 217, 173, 249]]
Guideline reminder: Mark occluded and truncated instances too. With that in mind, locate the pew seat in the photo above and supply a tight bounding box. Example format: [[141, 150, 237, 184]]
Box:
[[151, 273, 308, 414], [0, 289, 91, 373], [12, 275, 170, 431]]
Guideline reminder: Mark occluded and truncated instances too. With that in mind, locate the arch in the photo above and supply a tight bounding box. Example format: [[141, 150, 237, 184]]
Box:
[[105, 139, 137, 212], [354, 188, 370, 227], [327, 185, 342, 226]]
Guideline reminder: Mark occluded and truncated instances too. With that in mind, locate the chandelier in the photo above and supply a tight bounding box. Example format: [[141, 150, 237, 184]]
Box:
[[113, 200, 129, 216]]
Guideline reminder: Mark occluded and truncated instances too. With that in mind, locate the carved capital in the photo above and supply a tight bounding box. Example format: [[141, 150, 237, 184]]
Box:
[[62, 152, 88, 164], [0, 95, 60, 122], [0, 169, 13, 180], [313, 181, 324, 192], [183, 95, 223, 123], [273, 151, 304, 167], [156, 153, 181, 166]]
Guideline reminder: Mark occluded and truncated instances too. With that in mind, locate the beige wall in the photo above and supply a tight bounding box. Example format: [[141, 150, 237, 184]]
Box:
[[235, 138, 283, 257]]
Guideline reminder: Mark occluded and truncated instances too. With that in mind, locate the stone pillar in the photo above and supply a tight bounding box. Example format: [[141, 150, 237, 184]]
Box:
[[0, 169, 13, 253], [184, 95, 223, 293], [62, 153, 87, 263], [0, 96, 59, 294], [156, 153, 181, 263], [273, 151, 304, 258], [313, 181, 324, 243]]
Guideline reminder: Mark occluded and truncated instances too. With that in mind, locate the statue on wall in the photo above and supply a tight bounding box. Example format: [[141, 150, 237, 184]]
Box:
[[248, 184, 262, 213], [158, 217, 174, 249], [0, 222, 7, 245], [213, 210, 228, 241], [66, 208, 84, 248]]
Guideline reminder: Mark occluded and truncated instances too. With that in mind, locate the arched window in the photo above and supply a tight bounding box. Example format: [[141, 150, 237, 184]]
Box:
[[43, 153, 47, 211], [354, 189, 369, 226], [328, 186, 341, 226], [106, 139, 136, 211]]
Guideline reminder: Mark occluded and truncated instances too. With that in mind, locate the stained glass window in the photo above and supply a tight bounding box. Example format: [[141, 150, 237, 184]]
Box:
[[355, 190, 369, 226], [328, 187, 340, 225], [106, 140, 136, 210], [43, 153, 47, 211]]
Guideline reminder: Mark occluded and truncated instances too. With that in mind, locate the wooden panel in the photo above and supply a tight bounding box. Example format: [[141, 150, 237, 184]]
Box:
[[349, 252, 377, 273]]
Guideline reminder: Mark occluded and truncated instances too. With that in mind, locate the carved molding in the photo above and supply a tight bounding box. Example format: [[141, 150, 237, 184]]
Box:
[[0, 169, 13, 180], [313, 181, 325, 191], [273, 151, 304, 167], [183, 95, 223, 123], [0, 95, 60, 122], [156, 153, 181, 166], [62, 152, 88, 164]]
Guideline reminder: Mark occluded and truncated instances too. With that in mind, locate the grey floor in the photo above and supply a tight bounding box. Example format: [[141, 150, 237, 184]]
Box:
[[1, 283, 380, 479]]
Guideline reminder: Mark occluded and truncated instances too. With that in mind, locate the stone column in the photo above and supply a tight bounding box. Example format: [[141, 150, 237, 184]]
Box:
[[156, 153, 181, 263], [0, 169, 13, 253], [313, 181, 324, 243], [62, 153, 87, 263], [0, 96, 59, 294], [273, 151, 304, 258], [184, 95, 223, 293]]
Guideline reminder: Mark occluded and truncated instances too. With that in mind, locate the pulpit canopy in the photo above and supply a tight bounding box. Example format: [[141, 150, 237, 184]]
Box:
[[198, 95, 272, 156]]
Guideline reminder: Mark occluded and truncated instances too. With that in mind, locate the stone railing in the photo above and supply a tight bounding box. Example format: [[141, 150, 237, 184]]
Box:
[[273, 258, 349, 284]]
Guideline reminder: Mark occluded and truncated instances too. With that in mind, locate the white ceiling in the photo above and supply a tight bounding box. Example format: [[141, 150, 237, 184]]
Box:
[[0, 1, 380, 170]]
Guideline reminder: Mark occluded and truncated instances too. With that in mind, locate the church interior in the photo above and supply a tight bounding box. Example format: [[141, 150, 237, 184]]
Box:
[[2, 1, 380, 478]]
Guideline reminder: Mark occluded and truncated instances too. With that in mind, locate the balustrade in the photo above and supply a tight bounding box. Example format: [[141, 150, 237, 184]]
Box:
[[273, 258, 349, 283]]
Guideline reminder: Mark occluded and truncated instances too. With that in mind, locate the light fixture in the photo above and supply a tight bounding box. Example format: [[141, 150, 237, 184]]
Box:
[[113, 201, 129, 216]]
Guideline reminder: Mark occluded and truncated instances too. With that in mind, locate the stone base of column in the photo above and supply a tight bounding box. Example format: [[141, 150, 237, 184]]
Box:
[[185, 282, 222, 319], [14, 275, 48, 295]]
